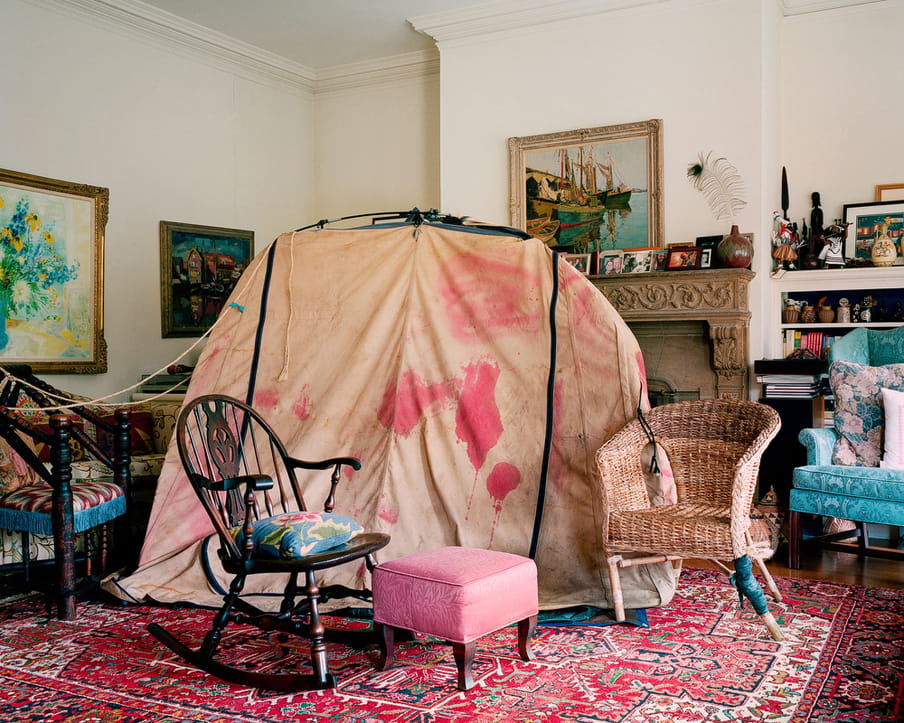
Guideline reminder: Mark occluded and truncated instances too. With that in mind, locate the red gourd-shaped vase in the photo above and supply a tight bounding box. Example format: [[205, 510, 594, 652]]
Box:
[[716, 224, 753, 268]]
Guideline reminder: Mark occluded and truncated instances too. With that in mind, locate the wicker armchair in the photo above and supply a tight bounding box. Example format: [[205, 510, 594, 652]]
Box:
[[595, 399, 783, 640]]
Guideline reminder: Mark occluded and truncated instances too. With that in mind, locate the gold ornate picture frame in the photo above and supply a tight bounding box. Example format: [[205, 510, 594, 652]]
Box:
[[160, 221, 254, 338], [509, 119, 663, 253], [0, 168, 108, 373]]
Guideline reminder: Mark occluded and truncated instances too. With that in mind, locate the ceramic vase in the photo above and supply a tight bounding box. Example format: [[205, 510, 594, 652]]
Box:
[[716, 225, 753, 268], [818, 307, 835, 323], [871, 236, 898, 267], [782, 308, 800, 324], [801, 305, 817, 323]]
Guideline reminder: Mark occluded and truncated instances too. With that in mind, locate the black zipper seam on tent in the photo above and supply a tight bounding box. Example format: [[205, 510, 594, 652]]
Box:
[[245, 240, 279, 406], [200, 240, 278, 594], [529, 251, 559, 559]]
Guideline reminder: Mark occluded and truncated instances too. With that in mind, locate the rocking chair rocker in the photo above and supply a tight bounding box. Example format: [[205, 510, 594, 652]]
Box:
[[147, 394, 390, 690]]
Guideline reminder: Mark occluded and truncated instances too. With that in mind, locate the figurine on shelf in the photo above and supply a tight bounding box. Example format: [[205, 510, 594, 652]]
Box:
[[771, 211, 799, 270], [818, 223, 847, 268], [892, 301, 904, 322], [837, 297, 851, 324], [874, 301, 888, 322], [859, 295, 876, 323]]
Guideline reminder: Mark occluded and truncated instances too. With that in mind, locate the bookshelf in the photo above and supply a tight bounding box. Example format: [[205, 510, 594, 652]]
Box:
[[769, 266, 903, 359]]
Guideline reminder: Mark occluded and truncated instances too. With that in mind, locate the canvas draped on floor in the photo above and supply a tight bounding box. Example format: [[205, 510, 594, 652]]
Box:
[[105, 221, 676, 611]]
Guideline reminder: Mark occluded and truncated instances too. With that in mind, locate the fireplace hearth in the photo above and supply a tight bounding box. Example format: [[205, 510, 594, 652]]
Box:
[[591, 268, 754, 400]]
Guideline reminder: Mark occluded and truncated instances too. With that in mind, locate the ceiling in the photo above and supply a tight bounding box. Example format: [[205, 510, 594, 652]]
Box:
[[117, 0, 883, 73], [135, 0, 501, 70]]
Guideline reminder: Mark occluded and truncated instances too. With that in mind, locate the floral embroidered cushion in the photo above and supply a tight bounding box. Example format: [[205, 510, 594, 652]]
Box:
[[830, 360, 904, 466], [0, 435, 41, 496], [229, 511, 363, 559]]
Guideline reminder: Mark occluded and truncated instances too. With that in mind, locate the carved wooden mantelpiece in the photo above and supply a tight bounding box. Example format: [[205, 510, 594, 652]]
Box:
[[590, 268, 755, 400]]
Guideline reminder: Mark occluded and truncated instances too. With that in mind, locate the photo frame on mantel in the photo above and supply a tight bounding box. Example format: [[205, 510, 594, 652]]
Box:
[[0, 167, 108, 373], [509, 119, 663, 254]]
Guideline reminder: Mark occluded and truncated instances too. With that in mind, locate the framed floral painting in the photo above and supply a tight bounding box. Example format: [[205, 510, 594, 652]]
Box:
[[0, 168, 108, 373]]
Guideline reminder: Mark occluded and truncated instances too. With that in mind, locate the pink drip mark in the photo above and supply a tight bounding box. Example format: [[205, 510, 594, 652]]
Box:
[[486, 462, 521, 547], [458, 359, 503, 516]]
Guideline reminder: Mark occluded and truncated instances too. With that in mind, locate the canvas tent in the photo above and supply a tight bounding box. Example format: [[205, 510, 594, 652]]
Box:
[[108, 214, 677, 612]]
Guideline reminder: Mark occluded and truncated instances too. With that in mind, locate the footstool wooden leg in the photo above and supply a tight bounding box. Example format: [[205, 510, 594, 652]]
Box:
[[378, 624, 396, 670], [452, 640, 475, 691], [518, 614, 537, 661]]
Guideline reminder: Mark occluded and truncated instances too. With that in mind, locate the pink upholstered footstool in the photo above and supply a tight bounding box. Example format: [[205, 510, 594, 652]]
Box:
[[372, 546, 538, 691]]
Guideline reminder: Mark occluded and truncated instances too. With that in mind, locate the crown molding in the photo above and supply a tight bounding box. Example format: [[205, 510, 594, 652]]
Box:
[[35, 0, 440, 95], [409, 0, 888, 44], [40, 0, 317, 91], [780, 0, 886, 15], [409, 0, 669, 43], [314, 50, 439, 96]]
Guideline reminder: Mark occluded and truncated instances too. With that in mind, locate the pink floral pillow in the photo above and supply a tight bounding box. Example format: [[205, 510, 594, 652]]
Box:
[[830, 361, 904, 466]]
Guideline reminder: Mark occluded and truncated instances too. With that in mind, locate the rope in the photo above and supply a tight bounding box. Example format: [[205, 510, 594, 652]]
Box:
[[277, 232, 296, 382], [0, 234, 276, 414]]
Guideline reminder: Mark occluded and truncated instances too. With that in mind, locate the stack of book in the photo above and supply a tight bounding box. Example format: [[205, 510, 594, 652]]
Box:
[[135, 371, 191, 397], [757, 373, 822, 398], [754, 358, 827, 400]]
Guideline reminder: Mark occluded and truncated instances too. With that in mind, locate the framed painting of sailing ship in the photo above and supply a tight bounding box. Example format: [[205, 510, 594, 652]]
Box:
[[0, 167, 108, 373], [509, 119, 663, 254], [160, 221, 254, 337]]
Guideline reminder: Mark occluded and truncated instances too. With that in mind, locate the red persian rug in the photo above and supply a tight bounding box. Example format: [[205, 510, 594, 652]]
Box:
[[0, 568, 900, 722]]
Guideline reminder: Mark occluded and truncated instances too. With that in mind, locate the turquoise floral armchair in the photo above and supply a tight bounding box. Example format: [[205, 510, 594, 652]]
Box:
[[788, 326, 904, 568]]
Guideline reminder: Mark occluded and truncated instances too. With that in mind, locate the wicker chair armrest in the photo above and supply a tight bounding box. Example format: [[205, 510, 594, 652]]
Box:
[[595, 421, 654, 509]]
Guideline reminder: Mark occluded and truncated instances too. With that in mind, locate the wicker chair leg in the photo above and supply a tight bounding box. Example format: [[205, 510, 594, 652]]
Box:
[[752, 556, 782, 603], [761, 611, 783, 641], [606, 555, 626, 621]]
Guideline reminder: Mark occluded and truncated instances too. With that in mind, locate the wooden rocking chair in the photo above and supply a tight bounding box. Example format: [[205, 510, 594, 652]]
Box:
[[147, 394, 390, 690]]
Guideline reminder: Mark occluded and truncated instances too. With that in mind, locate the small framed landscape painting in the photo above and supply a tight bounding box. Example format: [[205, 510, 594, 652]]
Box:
[[160, 221, 254, 337], [0, 167, 108, 373]]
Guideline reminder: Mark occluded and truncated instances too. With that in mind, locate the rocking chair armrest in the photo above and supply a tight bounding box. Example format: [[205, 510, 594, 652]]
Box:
[[198, 473, 274, 493], [286, 456, 362, 473]]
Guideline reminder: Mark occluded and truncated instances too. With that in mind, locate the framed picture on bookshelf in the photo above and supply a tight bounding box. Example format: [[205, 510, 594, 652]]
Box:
[[841, 200, 904, 261]]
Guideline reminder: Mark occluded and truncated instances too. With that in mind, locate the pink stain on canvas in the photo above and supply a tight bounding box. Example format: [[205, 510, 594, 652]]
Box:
[[254, 388, 280, 412], [292, 386, 312, 421], [377, 370, 455, 437], [486, 461, 521, 546], [440, 252, 542, 342], [458, 359, 503, 515]]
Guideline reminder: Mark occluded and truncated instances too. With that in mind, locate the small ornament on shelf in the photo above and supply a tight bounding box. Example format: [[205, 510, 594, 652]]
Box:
[[836, 297, 851, 324], [818, 223, 847, 268]]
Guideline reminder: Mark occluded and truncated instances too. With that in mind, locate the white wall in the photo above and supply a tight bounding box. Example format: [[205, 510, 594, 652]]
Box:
[[432, 0, 903, 389], [0, 0, 315, 399], [782, 0, 904, 224], [314, 76, 441, 221], [3, 0, 902, 402], [435, 0, 777, 390]]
